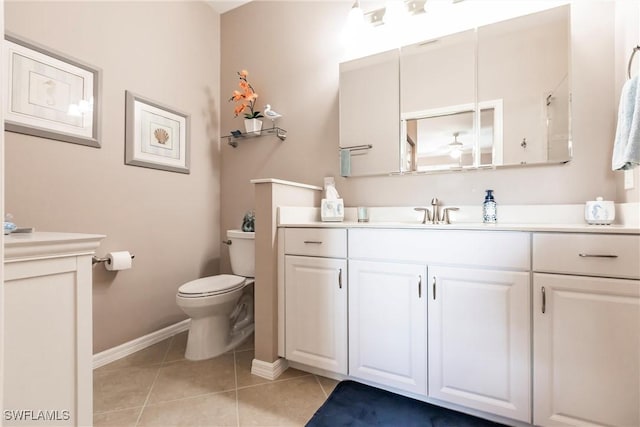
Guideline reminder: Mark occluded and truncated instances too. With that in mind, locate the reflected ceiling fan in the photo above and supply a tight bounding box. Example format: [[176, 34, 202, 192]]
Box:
[[448, 132, 463, 159]]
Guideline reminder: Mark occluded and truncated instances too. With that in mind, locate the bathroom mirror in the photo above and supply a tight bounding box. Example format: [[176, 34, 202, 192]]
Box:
[[339, 4, 571, 176]]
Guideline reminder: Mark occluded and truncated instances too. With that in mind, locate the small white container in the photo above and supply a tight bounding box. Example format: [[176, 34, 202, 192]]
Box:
[[585, 197, 615, 225]]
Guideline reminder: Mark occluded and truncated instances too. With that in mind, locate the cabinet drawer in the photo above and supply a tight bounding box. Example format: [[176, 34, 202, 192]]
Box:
[[349, 229, 530, 270], [533, 233, 640, 279], [284, 228, 347, 258]]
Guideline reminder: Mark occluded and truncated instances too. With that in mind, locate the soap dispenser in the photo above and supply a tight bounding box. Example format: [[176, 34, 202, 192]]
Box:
[[483, 190, 497, 223]]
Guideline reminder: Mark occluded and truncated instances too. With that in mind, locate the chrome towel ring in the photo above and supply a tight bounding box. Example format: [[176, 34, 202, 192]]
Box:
[[628, 45, 640, 79]]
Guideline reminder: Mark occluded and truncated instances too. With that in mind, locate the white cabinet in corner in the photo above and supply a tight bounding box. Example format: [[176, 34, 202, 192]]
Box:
[[3, 232, 104, 427], [348, 260, 427, 395], [532, 232, 640, 427], [533, 274, 640, 427], [428, 266, 531, 422], [282, 228, 348, 375]]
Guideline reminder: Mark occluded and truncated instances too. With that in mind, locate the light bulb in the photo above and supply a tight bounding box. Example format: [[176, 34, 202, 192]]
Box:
[[347, 1, 365, 29], [383, 0, 409, 26], [343, 0, 365, 45], [450, 147, 462, 159], [423, 0, 450, 14]]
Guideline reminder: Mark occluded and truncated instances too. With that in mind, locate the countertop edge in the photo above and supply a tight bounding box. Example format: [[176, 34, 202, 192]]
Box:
[[276, 222, 640, 234], [4, 232, 106, 261]]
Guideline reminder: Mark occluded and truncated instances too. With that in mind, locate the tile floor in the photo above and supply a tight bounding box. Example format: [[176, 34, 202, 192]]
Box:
[[94, 332, 339, 426]]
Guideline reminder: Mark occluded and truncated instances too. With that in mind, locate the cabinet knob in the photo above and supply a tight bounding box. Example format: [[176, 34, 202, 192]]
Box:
[[432, 277, 436, 300], [541, 286, 546, 314], [338, 268, 343, 289], [418, 275, 422, 298]]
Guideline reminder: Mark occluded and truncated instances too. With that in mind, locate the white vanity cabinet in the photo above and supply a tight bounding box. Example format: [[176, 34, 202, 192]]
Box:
[[279, 220, 640, 426], [348, 260, 427, 394], [3, 232, 104, 427], [428, 266, 531, 422], [532, 233, 640, 427], [283, 228, 348, 375], [348, 228, 531, 411]]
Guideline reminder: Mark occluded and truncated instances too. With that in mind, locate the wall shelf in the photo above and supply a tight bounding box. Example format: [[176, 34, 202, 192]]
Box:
[[224, 126, 287, 147]]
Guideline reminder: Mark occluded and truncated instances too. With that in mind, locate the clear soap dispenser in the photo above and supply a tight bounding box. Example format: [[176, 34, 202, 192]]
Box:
[[483, 190, 497, 223]]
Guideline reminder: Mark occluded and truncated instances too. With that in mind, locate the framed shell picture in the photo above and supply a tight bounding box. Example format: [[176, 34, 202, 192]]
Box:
[[125, 91, 190, 174]]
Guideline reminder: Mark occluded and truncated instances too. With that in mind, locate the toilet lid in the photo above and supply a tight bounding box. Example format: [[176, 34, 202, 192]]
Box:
[[178, 274, 246, 297]]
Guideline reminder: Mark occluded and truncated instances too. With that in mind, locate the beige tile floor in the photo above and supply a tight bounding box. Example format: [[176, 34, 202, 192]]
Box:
[[94, 332, 339, 427]]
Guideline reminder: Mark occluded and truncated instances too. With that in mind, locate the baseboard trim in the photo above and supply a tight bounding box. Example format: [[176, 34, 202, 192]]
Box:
[[251, 357, 288, 380], [93, 319, 190, 369]]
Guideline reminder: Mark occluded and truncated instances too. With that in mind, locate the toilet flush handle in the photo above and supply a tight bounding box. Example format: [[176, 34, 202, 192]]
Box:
[[222, 240, 232, 245]]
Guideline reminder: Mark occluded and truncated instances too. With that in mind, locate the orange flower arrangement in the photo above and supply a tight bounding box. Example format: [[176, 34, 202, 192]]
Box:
[[229, 70, 264, 119]]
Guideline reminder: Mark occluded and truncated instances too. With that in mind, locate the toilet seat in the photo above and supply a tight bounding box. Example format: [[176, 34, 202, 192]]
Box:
[[177, 274, 247, 298]]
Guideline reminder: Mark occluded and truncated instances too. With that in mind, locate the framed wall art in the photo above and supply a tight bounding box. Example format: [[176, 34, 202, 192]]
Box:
[[125, 91, 190, 174], [3, 33, 101, 147]]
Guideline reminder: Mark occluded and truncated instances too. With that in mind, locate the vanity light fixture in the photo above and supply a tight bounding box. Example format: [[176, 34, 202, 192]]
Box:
[[352, 0, 463, 28]]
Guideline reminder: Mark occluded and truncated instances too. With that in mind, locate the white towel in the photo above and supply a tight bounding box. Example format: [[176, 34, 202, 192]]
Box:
[[612, 76, 640, 170], [340, 149, 351, 177]]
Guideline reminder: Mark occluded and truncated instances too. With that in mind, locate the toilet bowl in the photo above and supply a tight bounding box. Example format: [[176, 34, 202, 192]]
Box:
[[176, 230, 255, 361]]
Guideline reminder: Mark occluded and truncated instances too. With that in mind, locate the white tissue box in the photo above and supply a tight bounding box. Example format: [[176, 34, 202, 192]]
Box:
[[321, 198, 344, 222]]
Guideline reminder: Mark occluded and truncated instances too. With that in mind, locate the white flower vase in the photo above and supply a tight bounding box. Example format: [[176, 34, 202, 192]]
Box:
[[244, 118, 263, 135]]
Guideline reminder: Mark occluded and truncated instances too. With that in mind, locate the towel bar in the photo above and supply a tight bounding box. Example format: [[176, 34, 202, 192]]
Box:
[[339, 144, 373, 152]]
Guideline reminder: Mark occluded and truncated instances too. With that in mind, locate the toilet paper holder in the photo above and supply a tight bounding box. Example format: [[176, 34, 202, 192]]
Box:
[[92, 253, 135, 265]]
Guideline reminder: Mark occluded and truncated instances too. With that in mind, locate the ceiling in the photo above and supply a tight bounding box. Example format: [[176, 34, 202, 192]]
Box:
[[206, 0, 253, 14]]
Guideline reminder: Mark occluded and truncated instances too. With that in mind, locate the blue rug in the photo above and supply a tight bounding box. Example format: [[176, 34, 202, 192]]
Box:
[[306, 380, 506, 427]]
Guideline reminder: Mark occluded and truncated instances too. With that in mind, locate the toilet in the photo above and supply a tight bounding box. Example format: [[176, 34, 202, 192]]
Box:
[[176, 229, 255, 361]]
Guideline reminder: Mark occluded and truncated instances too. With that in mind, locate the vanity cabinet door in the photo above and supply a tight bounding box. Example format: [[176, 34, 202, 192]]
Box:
[[284, 255, 347, 375], [348, 260, 427, 394], [428, 266, 531, 422], [533, 273, 640, 427]]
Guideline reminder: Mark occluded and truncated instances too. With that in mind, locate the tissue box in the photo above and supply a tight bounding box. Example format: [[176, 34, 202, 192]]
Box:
[[321, 198, 344, 222]]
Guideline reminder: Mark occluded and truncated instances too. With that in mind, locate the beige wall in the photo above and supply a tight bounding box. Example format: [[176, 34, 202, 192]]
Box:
[[220, 1, 347, 273], [5, 1, 221, 353], [221, 2, 628, 237]]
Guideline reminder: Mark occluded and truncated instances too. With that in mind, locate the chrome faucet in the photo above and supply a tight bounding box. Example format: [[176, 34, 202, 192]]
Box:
[[431, 198, 439, 225], [414, 198, 459, 225]]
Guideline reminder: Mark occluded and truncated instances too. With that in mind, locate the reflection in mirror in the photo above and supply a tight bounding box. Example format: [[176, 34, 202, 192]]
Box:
[[339, 49, 400, 176], [478, 5, 570, 166], [404, 107, 474, 171], [403, 101, 502, 171], [400, 30, 477, 172]]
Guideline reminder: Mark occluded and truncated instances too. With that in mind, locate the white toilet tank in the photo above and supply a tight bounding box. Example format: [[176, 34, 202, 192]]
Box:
[[227, 229, 255, 277]]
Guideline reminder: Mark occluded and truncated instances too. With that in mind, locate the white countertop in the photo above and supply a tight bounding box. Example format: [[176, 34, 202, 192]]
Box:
[[277, 205, 640, 234]]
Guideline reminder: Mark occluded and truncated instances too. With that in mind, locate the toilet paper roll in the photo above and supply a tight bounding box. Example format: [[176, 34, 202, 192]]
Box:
[[106, 251, 133, 271]]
